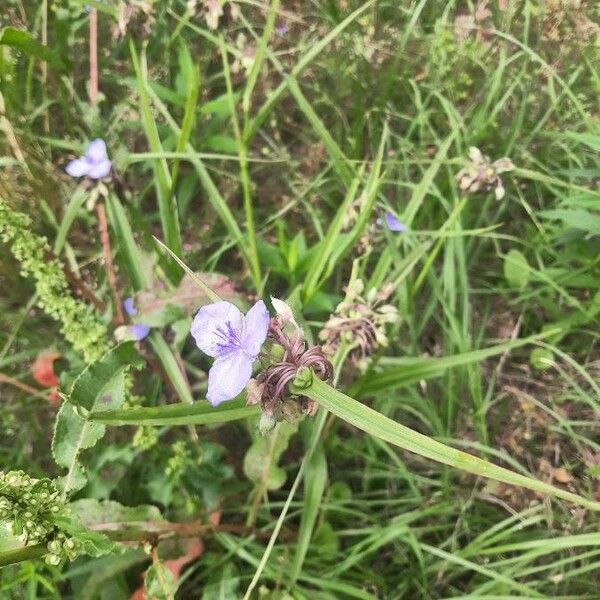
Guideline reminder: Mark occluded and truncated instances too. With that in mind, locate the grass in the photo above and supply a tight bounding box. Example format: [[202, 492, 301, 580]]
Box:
[[1, 0, 600, 598]]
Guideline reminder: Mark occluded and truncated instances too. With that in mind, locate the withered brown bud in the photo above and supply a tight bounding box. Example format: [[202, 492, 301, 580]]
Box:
[[251, 320, 333, 425]]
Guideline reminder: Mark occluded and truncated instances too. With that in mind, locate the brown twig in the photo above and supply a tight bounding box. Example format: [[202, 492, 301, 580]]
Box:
[[61, 258, 107, 314], [89, 7, 98, 106], [90, 520, 294, 543], [0, 372, 52, 401], [96, 202, 124, 324]]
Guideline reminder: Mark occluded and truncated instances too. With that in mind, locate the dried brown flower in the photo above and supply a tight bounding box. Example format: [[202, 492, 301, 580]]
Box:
[[253, 317, 333, 426], [455, 147, 515, 200], [319, 279, 398, 365]]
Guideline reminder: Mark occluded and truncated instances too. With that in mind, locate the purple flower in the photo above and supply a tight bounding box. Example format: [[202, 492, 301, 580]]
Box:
[[275, 23, 289, 36], [130, 323, 151, 341], [123, 297, 137, 316], [190, 300, 270, 406], [383, 211, 407, 233], [65, 139, 112, 179], [123, 297, 150, 341]]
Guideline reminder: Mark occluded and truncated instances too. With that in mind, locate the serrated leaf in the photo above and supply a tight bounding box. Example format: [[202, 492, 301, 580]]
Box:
[[55, 515, 119, 558], [53, 344, 144, 494], [52, 403, 105, 493], [70, 342, 143, 412], [70, 499, 164, 528], [503, 249, 530, 290]]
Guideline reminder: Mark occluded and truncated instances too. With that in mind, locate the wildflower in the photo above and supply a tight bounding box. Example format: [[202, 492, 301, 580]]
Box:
[[123, 297, 150, 341], [65, 139, 112, 180], [379, 211, 407, 233], [124, 297, 138, 316], [320, 279, 398, 365], [275, 23, 289, 36], [455, 146, 514, 200], [190, 300, 269, 406]]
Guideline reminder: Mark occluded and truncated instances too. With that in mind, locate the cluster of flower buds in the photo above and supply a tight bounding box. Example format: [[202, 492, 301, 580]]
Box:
[[455, 146, 515, 200], [0, 470, 79, 565], [319, 279, 398, 367]]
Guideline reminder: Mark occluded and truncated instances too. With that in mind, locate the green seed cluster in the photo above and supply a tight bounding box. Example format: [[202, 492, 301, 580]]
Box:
[[0, 199, 109, 363], [0, 470, 79, 565]]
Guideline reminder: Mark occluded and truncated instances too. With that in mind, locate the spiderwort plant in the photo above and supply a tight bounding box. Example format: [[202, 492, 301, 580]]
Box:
[[65, 139, 112, 179], [191, 300, 270, 406]]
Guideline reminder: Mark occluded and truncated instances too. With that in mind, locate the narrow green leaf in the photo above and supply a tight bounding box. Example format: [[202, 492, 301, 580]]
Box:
[[130, 42, 182, 277], [289, 435, 327, 586], [292, 371, 600, 511], [106, 193, 149, 291], [301, 169, 363, 304], [170, 43, 200, 194], [351, 332, 552, 396], [147, 332, 194, 405], [89, 398, 258, 426]]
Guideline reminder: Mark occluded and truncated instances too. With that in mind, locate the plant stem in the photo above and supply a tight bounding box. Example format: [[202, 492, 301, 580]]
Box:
[[0, 544, 46, 568], [89, 8, 98, 106], [96, 201, 124, 324]]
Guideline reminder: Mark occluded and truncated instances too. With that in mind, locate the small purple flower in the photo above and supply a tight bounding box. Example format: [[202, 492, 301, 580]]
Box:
[[123, 297, 150, 341], [65, 139, 112, 179], [130, 323, 151, 341], [190, 300, 270, 406], [123, 297, 137, 316], [275, 23, 289, 36], [382, 211, 407, 233]]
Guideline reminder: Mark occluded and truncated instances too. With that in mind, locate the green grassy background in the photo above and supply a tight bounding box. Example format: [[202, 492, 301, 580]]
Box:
[[1, 0, 600, 597]]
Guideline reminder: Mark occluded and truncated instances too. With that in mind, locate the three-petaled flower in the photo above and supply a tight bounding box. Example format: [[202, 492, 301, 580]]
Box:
[[190, 300, 269, 406], [65, 139, 112, 179]]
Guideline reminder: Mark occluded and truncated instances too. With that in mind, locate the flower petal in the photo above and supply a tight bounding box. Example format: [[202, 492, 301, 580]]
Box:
[[123, 297, 137, 316], [130, 323, 150, 341], [207, 350, 253, 406], [190, 301, 244, 358], [87, 159, 112, 179], [65, 158, 91, 177], [86, 138, 108, 163], [242, 299, 270, 356], [384, 211, 407, 233]]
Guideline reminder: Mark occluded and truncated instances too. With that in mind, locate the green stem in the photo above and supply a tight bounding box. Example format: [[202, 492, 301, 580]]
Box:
[[291, 369, 600, 512], [0, 544, 46, 568]]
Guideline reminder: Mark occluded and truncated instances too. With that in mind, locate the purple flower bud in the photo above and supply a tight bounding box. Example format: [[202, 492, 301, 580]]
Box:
[[190, 300, 270, 406], [65, 139, 112, 180]]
